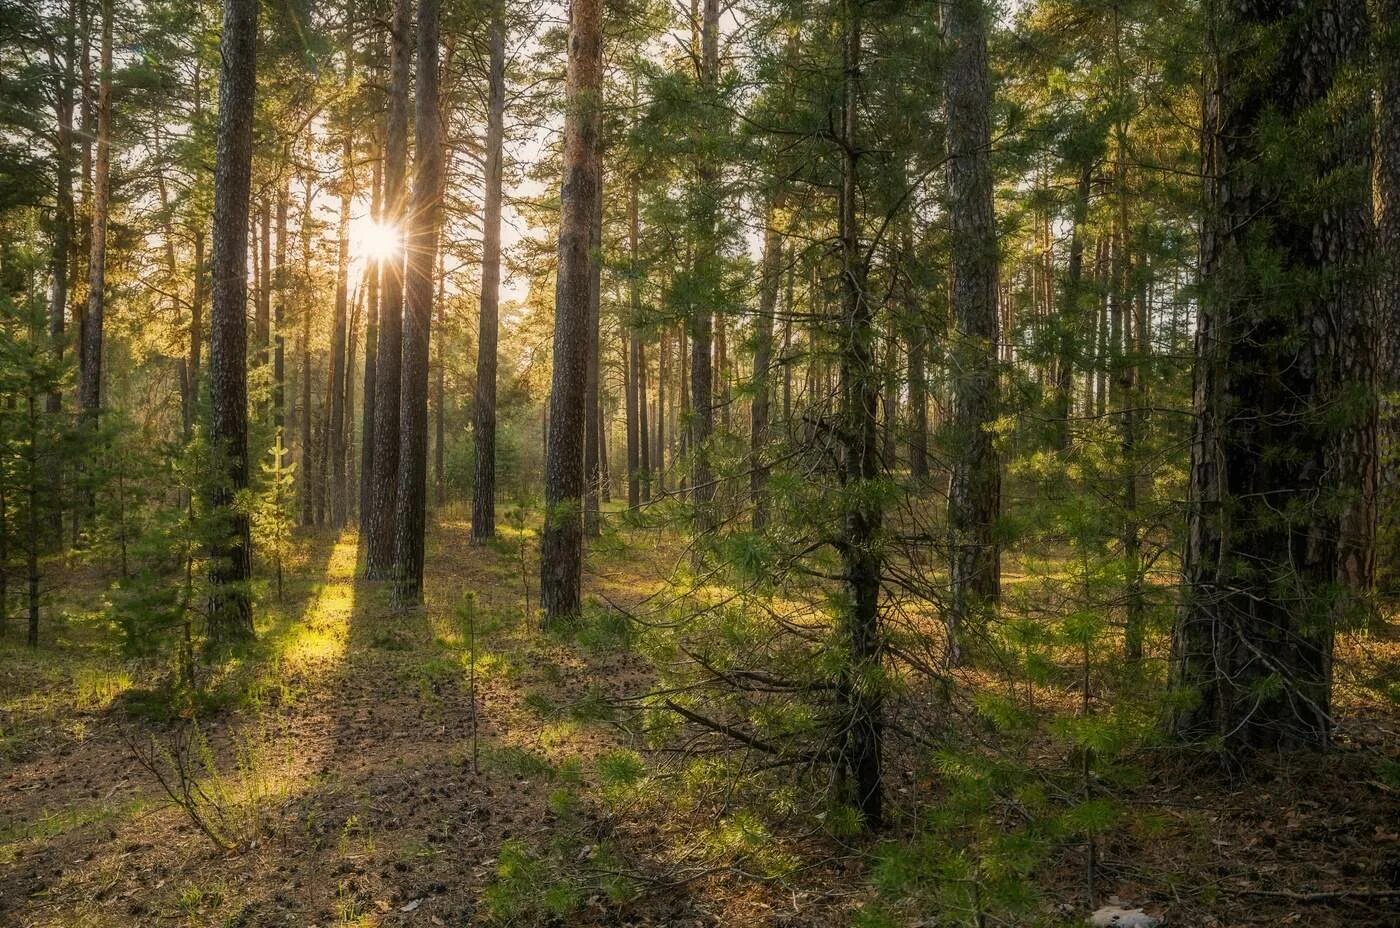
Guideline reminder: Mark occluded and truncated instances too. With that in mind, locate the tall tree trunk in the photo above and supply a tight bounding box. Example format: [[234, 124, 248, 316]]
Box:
[[275, 182, 289, 432], [79, 0, 111, 420], [540, 0, 603, 626], [835, 0, 882, 829], [299, 179, 315, 526], [584, 169, 604, 537], [433, 246, 446, 508], [48, 7, 76, 420], [751, 194, 782, 530], [1171, 0, 1372, 752], [205, 0, 259, 645], [904, 219, 928, 479], [625, 176, 641, 508], [1051, 160, 1093, 452], [1380, 0, 1400, 590], [329, 23, 355, 529], [392, 0, 443, 606], [366, 0, 412, 576], [256, 197, 272, 420], [689, 0, 719, 540], [472, 4, 506, 541], [944, 0, 1001, 666], [360, 133, 383, 538]]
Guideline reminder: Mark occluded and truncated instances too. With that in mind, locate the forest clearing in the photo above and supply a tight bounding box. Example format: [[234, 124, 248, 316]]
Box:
[[3, 0, 1400, 924]]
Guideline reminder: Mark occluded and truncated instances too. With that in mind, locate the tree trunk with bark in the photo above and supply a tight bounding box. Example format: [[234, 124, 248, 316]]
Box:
[[540, 0, 603, 626], [584, 170, 604, 537], [751, 195, 782, 529], [472, 3, 506, 542], [205, 0, 259, 645], [944, 0, 1002, 666], [392, 0, 443, 606], [79, 0, 111, 421], [1171, 0, 1373, 752]]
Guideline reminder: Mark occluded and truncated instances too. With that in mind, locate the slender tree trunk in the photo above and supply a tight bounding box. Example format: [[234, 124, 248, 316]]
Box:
[[689, 0, 720, 540], [366, 0, 412, 576], [205, 0, 259, 645], [944, 0, 1001, 666], [904, 219, 928, 479], [275, 182, 289, 432], [256, 197, 272, 421], [625, 178, 641, 508], [471, 4, 506, 541], [392, 0, 443, 606], [79, 0, 111, 421], [1172, 0, 1372, 752], [299, 180, 315, 526], [1052, 161, 1094, 452], [751, 194, 782, 530], [433, 246, 446, 508], [360, 133, 383, 539], [330, 25, 355, 529], [835, 0, 882, 828], [540, 0, 603, 626], [881, 312, 898, 470], [584, 169, 604, 538]]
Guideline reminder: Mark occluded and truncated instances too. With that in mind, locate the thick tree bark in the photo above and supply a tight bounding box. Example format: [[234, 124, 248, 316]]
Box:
[[392, 0, 443, 606], [835, 0, 882, 829], [472, 3, 506, 542], [205, 0, 259, 645], [1172, 0, 1373, 752], [79, 0, 111, 420], [540, 0, 603, 626], [366, 0, 412, 576], [625, 177, 641, 509], [1377, 0, 1400, 588], [944, 0, 1002, 666]]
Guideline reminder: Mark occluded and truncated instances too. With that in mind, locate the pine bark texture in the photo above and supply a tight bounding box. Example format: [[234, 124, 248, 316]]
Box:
[[205, 0, 259, 644], [540, 0, 603, 626], [1171, 0, 1373, 751], [944, 0, 1002, 664], [79, 0, 111, 419], [393, 0, 443, 606], [366, 0, 412, 577], [472, 5, 506, 543]]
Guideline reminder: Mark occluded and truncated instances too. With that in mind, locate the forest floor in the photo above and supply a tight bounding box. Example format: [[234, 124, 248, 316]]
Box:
[[1, 505, 1398, 927]]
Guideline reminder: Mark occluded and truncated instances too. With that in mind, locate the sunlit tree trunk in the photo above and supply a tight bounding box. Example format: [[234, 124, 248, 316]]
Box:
[[944, 0, 1002, 666], [392, 0, 443, 606], [625, 177, 641, 509], [360, 135, 383, 537], [472, 2, 506, 542], [366, 0, 412, 577], [540, 0, 603, 626], [275, 182, 289, 433], [329, 21, 355, 529], [584, 170, 604, 538], [205, 0, 259, 645], [689, 0, 720, 540]]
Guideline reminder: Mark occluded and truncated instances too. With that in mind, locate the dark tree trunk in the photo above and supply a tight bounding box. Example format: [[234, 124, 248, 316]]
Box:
[[1376, 0, 1400, 589], [944, 0, 1001, 666], [205, 0, 259, 645], [1171, 0, 1373, 753], [625, 177, 641, 509], [365, 0, 412, 577], [751, 195, 782, 530], [329, 33, 354, 528], [360, 134, 383, 539], [903, 218, 928, 479], [299, 181, 315, 526], [540, 0, 603, 626], [392, 0, 443, 606], [689, 0, 719, 539], [1051, 160, 1094, 453], [79, 0, 111, 421], [48, 7, 75, 421], [275, 182, 289, 432], [256, 197, 272, 419], [584, 170, 604, 538], [835, 0, 882, 829], [471, 6, 506, 540]]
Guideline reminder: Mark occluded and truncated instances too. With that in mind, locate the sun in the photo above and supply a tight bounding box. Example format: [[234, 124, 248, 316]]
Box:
[[352, 219, 402, 263]]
